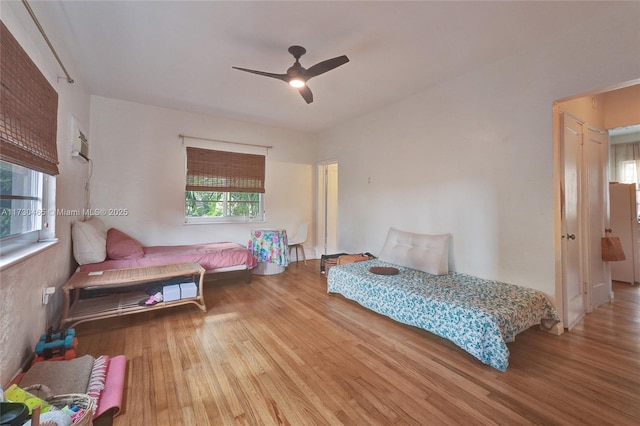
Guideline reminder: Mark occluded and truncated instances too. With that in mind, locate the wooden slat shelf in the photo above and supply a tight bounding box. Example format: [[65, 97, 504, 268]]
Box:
[[62, 262, 206, 327]]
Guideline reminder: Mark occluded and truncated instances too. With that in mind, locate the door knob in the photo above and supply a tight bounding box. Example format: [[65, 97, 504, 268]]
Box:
[[605, 228, 612, 234], [566, 234, 576, 240]]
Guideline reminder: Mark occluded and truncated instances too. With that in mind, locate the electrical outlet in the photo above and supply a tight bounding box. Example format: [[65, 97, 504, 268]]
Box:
[[42, 286, 55, 305]]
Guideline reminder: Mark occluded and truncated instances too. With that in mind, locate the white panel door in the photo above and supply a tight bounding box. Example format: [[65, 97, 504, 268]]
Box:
[[585, 127, 610, 310], [326, 163, 339, 254], [317, 162, 339, 255], [562, 114, 586, 329]]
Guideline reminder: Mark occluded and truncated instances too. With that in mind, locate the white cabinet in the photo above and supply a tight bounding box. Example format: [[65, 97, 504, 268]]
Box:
[[609, 183, 639, 284]]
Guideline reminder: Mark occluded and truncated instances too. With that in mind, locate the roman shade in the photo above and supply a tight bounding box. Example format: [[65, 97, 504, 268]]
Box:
[[0, 21, 59, 176], [186, 147, 265, 193]]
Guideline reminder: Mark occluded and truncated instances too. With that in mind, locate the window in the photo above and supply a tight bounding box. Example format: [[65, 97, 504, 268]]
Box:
[[0, 161, 56, 258], [620, 160, 638, 185], [1, 160, 43, 238], [619, 160, 640, 220], [185, 147, 265, 223], [0, 22, 59, 260]]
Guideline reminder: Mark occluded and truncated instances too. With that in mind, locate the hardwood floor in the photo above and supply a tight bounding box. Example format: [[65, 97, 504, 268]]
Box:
[[76, 262, 640, 425]]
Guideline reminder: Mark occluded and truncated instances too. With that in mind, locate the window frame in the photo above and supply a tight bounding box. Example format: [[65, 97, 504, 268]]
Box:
[[1, 160, 43, 238], [184, 191, 265, 224], [0, 22, 60, 267], [0, 161, 57, 266]]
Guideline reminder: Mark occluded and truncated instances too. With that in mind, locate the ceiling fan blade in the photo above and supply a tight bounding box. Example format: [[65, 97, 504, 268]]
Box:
[[232, 66, 289, 83], [298, 85, 313, 104], [306, 55, 349, 79]]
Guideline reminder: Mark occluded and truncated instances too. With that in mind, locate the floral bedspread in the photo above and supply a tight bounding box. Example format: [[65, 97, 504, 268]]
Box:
[[327, 260, 559, 371]]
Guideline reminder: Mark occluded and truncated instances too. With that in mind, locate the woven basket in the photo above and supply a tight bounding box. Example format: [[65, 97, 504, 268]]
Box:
[[23, 384, 94, 426]]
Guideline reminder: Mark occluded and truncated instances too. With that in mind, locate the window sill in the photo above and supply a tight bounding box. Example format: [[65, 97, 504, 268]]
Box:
[[0, 239, 59, 271], [183, 218, 266, 225]]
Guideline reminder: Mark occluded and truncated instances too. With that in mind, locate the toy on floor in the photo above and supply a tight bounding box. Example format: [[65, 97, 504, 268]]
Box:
[[24, 406, 73, 426], [35, 331, 75, 354], [33, 328, 77, 365], [3, 384, 51, 415], [38, 328, 75, 343], [31, 347, 76, 365]]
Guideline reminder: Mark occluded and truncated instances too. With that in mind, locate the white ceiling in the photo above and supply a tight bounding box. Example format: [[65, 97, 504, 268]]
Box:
[[24, 1, 624, 133]]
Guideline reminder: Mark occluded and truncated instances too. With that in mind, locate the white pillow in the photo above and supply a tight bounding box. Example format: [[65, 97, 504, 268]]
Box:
[[378, 227, 450, 275], [72, 216, 107, 265]]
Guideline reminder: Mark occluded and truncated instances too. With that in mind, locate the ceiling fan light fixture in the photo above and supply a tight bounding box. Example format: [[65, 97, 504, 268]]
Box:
[[232, 45, 349, 104]]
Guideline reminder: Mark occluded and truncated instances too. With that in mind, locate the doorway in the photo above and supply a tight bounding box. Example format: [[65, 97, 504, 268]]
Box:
[[554, 81, 640, 330], [559, 113, 586, 329], [558, 111, 610, 330], [316, 161, 338, 256]]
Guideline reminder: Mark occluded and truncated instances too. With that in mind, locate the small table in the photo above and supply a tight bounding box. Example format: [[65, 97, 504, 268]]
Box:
[[61, 262, 206, 327], [248, 228, 289, 275]]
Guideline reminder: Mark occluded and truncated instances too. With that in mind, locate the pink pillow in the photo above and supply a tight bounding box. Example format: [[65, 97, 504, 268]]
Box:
[[106, 228, 144, 260]]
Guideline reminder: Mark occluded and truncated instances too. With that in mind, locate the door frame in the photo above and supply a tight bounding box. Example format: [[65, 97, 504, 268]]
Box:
[[554, 107, 612, 330], [553, 80, 639, 332], [315, 160, 339, 257], [558, 111, 586, 329], [553, 102, 567, 327]]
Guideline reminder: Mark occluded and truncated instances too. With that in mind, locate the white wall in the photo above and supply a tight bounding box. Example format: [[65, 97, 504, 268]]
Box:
[[314, 5, 640, 303], [88, 96, 315, 250], [0, 4, 91, 383]]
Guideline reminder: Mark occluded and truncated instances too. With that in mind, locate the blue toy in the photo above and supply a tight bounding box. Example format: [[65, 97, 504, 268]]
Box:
[[38, 328, 75, 343], [34, 334, 74, 355]]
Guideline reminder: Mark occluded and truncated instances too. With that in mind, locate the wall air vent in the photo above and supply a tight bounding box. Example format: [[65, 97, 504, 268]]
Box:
[[72, 126, 89, 160]]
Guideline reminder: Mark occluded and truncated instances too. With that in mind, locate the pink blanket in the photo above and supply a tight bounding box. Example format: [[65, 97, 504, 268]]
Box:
[[79, 242, 257, 273]]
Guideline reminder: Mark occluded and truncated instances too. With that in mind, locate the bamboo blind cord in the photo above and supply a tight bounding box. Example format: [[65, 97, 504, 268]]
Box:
[[22, 0, 75, 84], [179, 134, 273, 152]]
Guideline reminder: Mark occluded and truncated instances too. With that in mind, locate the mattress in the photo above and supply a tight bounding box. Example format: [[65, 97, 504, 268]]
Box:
[[78, 241, 257, 273], [327, 260, 559, 371]]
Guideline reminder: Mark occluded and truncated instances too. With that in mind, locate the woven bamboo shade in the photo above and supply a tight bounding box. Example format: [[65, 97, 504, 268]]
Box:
[[186, 147, 265, 193], [0, 21, 59, 176]]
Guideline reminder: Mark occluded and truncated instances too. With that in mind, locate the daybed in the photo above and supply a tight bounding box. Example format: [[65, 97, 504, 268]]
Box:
[[72, 217, 257, 281], [327, 228, 559, 371]]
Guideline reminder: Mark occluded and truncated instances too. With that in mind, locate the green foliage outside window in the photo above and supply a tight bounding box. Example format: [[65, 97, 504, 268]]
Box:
[[0, 165, 12, 237], [185, 191, 261, 218], [0, 161, 43, 238]]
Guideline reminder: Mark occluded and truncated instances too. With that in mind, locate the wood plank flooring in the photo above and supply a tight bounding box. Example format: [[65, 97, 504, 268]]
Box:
[[76, 261, 640, 425]]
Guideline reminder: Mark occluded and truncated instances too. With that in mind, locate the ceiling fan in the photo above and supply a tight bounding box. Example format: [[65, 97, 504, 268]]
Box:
[[232, 45, 349, 104]]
